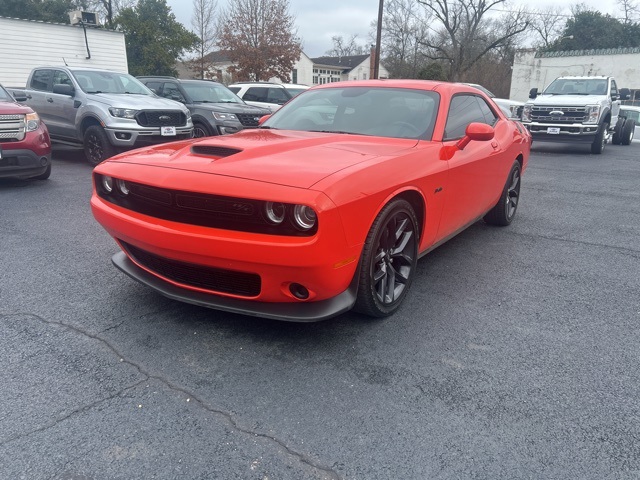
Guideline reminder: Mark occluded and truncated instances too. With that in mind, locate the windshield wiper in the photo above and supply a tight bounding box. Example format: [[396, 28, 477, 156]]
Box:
[[308, 130, 366, 136]]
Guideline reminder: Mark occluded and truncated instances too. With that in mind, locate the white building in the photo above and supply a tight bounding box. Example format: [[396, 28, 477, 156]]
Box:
[[0, 16, 127, 87], [510, 47, 640, 102]]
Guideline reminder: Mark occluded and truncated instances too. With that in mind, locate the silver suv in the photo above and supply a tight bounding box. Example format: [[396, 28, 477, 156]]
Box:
[[19, 67, 193, 165], [227, 82, 293, 112]]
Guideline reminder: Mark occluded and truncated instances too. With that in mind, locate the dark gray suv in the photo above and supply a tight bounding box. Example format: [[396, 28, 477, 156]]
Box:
[[138, 77, 270, 137]]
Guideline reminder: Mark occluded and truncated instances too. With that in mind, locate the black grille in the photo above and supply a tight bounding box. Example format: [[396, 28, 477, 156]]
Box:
[[236, 113, 262, 127], [121, 240, 261, 297], [136, 110, 187, 127], [530, 106, 588, 124], [94, 174, 317, 236], [191, 145, 242, 157]]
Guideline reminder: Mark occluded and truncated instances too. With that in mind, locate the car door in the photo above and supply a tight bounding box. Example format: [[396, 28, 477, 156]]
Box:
[[47, 69, 78, 140], [437, 94, 506, 238], [25, 68, 54, 123]]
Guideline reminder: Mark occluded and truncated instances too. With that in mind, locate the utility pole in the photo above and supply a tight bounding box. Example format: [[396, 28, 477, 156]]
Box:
[[374, 0, 384, 79]]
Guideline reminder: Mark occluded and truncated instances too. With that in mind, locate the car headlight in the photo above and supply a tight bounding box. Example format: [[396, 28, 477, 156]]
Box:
[[264, 202, 286, 224], [100, 175, 114, 194], [109, 107, 138, 119], [293, 205, 317, 231], [213, 112, 238, 121], [584, 105, 600, 124], [521, 104, 532, 122], [25, 112, 40, 132]]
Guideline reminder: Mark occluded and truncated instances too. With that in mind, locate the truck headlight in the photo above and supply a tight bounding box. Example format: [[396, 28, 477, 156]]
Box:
[[25, 112, 40, 132], [213, 112, 238, 121], [109, 107, 138, 119], [521, 104, 532, 122], [584, 105, 600, 124]]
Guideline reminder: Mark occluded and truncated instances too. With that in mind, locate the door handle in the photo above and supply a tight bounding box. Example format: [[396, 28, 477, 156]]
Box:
[[491, 141, 499, 149], [46, 97, 54, 103]]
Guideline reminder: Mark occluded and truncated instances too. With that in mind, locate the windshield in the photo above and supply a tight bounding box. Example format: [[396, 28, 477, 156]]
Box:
[[544, 78, 608, 95], [0, 84, 12, 101], [182, 82, 244, 104], [263, 86, 439, 140], [72, 70, 153, 95]]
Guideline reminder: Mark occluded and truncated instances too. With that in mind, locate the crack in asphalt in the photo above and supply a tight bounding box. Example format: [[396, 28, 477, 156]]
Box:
[[1, 312, 342, 480], [507, 230, 640, 257]]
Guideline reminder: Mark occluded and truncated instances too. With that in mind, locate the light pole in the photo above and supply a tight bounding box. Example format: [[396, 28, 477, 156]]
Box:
[[374, 0, 384, 79]]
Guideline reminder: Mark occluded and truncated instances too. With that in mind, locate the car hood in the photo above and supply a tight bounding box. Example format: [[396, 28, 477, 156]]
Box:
[[108, 129, 419, 189], [88, 93, 188, 111], [528, 94, 606, 106], [0, 100, 34, 114], [189, 102, 270, 116]]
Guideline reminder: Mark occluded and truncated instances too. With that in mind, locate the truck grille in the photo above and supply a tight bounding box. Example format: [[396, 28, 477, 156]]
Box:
[[236, 113, 263, 127], [135, 110, 187, 127], [0, 114, 26, 142], [120, 240, 261, 297], [530, 106, 588, 124]]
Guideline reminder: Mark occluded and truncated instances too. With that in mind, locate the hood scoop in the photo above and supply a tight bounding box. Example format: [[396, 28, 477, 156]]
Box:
[[191, 145, 242, 158]]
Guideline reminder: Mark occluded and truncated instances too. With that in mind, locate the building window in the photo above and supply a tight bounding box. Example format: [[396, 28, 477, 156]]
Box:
[[313, 76, 318, 85]]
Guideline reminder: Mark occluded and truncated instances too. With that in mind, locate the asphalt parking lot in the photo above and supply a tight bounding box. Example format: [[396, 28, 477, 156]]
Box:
[[1, 141, 639, 480]]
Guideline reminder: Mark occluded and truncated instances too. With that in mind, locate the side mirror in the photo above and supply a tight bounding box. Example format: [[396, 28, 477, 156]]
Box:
[[12, 91, 27, 102], [529, 88, 538, 99], [53, 83, 74, 96], [619, 88, 631, 101], [456, 122, 494, 150], [258, 114, 271, 125]]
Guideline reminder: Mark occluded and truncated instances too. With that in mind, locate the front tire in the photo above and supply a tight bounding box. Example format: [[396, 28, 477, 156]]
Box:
[[354, 199, 419, 318], [84, 125, 116, 166], [193, 121, 215, 138], [484, 161, 521, 226], [591, 122, 608, 154]]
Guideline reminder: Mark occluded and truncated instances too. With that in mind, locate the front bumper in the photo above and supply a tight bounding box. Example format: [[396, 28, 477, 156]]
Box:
[[523, 123, 600, 143], [105, 126, 193, 148], [0, 146, 51, 179]]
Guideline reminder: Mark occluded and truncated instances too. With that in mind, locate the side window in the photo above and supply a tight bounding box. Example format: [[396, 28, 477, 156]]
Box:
[[145, 81, 163, 94], [228, 86, 240, 94], [245, 87, 268, 102], [52, 70, 72, 88], [444, 94, 487, 140], [610, 80, 618, 97], [30, 69, 52, 91], [267, 87, 289, 104], [162, 82, 185, 102], [477, 97, 498, 125]]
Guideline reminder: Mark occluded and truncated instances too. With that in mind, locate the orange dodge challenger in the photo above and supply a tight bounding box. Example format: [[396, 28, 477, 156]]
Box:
[[91, 80, 531, 322]]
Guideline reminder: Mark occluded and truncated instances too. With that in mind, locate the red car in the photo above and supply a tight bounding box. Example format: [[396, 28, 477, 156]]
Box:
[[91, 80, 530, 321], [0, 83, 51, 180]]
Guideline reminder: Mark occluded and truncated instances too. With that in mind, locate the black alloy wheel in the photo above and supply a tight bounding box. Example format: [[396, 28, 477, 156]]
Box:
[[355, 199, 419, 318], [193, 121, 215, 138], [484, 161, 521, 226], [84, 125, 115, 166]]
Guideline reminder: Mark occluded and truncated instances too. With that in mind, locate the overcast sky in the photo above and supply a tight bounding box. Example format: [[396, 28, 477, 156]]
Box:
[[165, 0, 622, 58]]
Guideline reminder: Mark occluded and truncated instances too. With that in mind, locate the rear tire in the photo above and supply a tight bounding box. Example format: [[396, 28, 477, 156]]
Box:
[[84, 125, 116, 166], [354, 199, 419, 318], [484, 161, 521, 226], [622, 119, 635, 145]]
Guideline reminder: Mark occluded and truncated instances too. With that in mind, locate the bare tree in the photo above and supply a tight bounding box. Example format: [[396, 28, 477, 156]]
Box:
[[529, 6, 567, 48], [217, 0, 301, 81], [325, 34, 367, 57], [379, 0, 431, 78], [189, 0, 219, 79], [617, 0, 640, 23], [416, 0, 531, 81]]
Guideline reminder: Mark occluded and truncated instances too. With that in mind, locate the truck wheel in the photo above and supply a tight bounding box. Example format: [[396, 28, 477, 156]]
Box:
[[84, 125, 116, 166], [612, 118, 624, 145], [590, 122, 608, 154], [622, 119, 635, 145]]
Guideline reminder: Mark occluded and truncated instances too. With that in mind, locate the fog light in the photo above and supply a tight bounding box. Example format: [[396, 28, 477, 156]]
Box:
[[115, 132, 132, 140], [40, 157, 48, 166], [289, 283, 309, 300]]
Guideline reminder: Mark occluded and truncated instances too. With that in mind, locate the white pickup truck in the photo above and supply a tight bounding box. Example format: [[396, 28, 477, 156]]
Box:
[[521, 76, 634, 154]]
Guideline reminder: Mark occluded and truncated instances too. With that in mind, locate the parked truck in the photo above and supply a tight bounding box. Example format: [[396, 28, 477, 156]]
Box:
[[521, 75, 634, 154], [10, 66, 194, 165]]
